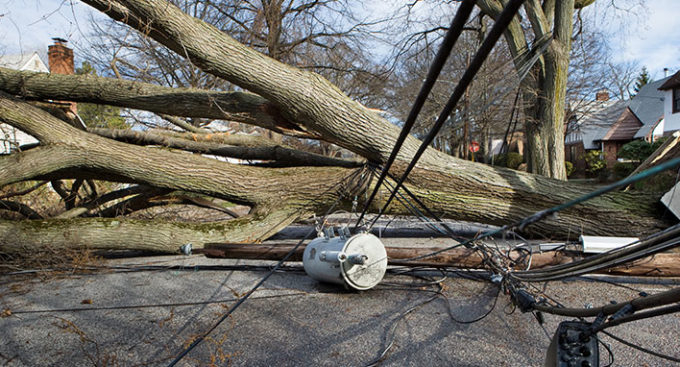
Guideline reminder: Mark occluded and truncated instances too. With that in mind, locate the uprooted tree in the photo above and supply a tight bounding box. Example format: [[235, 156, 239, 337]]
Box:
[[0, 0, 671, 257]]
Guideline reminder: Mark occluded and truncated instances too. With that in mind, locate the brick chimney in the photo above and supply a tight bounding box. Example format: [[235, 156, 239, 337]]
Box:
[[47, 38, 77, 114], [595, 89, 609, 101], [48, 38, 74, 75]]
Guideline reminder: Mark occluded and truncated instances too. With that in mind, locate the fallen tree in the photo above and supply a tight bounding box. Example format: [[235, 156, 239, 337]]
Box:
[[0, 0, 672, 256]]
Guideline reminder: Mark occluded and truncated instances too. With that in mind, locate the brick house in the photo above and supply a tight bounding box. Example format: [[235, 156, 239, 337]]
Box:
[[565, 72, 678, 175], [564, 91, 626, 175], [596, 107, 643, 167]]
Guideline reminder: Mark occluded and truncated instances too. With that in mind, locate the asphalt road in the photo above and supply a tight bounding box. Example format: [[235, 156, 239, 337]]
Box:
[[1, 250, 679, 366]]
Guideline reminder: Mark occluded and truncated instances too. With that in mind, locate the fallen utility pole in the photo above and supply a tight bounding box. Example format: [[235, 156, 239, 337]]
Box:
[[198, 242, 680, 277], [624, 131, 680, 190]]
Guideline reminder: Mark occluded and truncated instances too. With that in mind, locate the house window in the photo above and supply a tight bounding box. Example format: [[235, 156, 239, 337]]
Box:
[[674, 87, 680, 114]]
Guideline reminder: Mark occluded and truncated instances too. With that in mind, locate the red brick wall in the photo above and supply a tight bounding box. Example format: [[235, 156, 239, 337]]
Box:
[[48, 43, 74, 75], [602, 141, 623, 168]]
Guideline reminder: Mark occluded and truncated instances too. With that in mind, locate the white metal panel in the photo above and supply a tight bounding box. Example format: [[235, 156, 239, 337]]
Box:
[[580, 235, 639, 253]]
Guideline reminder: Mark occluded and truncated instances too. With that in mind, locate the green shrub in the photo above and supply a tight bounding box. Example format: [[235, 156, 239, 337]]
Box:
[[565, 161, 574, 177], [505, 152, 524, 170], [493, 153, 507, 167], [618, 138, 667, 162], [612, 162, 636, 179], [583, 150, 606, 176], [493, 152, 524, 170]]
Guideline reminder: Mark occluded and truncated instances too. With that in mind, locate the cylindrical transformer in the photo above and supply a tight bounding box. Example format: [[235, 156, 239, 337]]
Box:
[[303, 230, 388, 290]]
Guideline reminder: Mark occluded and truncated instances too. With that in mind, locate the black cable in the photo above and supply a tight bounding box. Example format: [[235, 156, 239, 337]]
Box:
[[0, 264, 308, 277], [598, 336, 615, 367], [602, 330, 680, 363], [167, 227, 315, 365], [517, 274, 677, 365], [355, 0, 477, 228], [519, 278, 680, 363], [592, 303, 680, 334], [371, 156, 680, 267], [378, 171, 445, 235], [576, 275, 646, 293], [442, 285, 500, 324], [167, 168, 365, 366], [530, 287, 680, 318], [511, 226, 680, 282], [519, 278, 679, 365], [364, 292, 440, 367], [365, 268, 500, 366], [383, 169, 468, 242], [369, 0, 527, 229], [5, 292, 307, 315], [515, 223, 680, 275]]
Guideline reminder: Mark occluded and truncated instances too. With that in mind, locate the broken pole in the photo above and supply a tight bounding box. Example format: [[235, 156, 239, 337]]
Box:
[[198, 243, 680, 277]]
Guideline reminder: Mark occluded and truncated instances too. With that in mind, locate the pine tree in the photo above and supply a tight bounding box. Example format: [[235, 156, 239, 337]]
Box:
[[632, 67, 650, 97], [75, 62, 128, 129]]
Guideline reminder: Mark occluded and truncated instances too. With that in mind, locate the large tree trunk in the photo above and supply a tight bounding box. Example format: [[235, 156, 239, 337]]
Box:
[[477, 0, 577, 180], [0, 92, 665, 245], [0, 0, 671, 255], [523, 0, 572, 180]]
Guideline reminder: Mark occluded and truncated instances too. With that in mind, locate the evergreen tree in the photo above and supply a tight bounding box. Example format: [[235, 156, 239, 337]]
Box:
[[75, 62, 127, 129], [632, 67, 650, 96]]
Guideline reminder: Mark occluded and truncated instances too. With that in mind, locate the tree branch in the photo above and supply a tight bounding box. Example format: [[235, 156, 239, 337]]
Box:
[[56, 185, 167, 219], [476, 0, 536, 75], [90, 128, 364, 167], [0, 208, 304, 254], [0, 200, 43, 219], [525, 0, 550, 39], [93, 192, 242, 218], [0, 67, 314, 138], [82, 0, 412, 164], [0, 5, 668, 238], [158, 113, 209, 133], [0, 181, 48, 199], [0, 94, 361, 210]]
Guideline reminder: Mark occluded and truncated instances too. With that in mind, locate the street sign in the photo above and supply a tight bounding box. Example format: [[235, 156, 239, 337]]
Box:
[[469, 141, 480, 153]]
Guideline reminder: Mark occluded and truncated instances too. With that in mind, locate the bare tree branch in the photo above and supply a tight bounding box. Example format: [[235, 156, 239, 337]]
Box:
[[0, 181, 48, 199], [0, 67, 316, 138], [90, 128, 364, 167], [0, 200, 43, 219]]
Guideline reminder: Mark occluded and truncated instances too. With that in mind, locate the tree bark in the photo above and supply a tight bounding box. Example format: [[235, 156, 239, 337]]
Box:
[[476, 0, 582, 180], [0, 210, 303, 254], [90, 128, 363, 167], [0, 200, 43, 219], [0, 67, 314, 138], [0, 0, 671, 256]]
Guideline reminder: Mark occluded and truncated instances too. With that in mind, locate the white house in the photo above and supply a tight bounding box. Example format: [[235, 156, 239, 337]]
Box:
[[0, 52, 49, 73], [658, 70, 680, 133], [0, 52, 47, 153]]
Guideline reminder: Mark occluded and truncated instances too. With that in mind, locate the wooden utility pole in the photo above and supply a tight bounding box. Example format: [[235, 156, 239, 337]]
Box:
[[197, 242, 680, 277]]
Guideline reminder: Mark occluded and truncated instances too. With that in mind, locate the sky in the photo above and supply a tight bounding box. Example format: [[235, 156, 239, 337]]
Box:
[[585, 0, 680, 79], [0, 1, 99, 61], [0, 0, 679, 80]]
